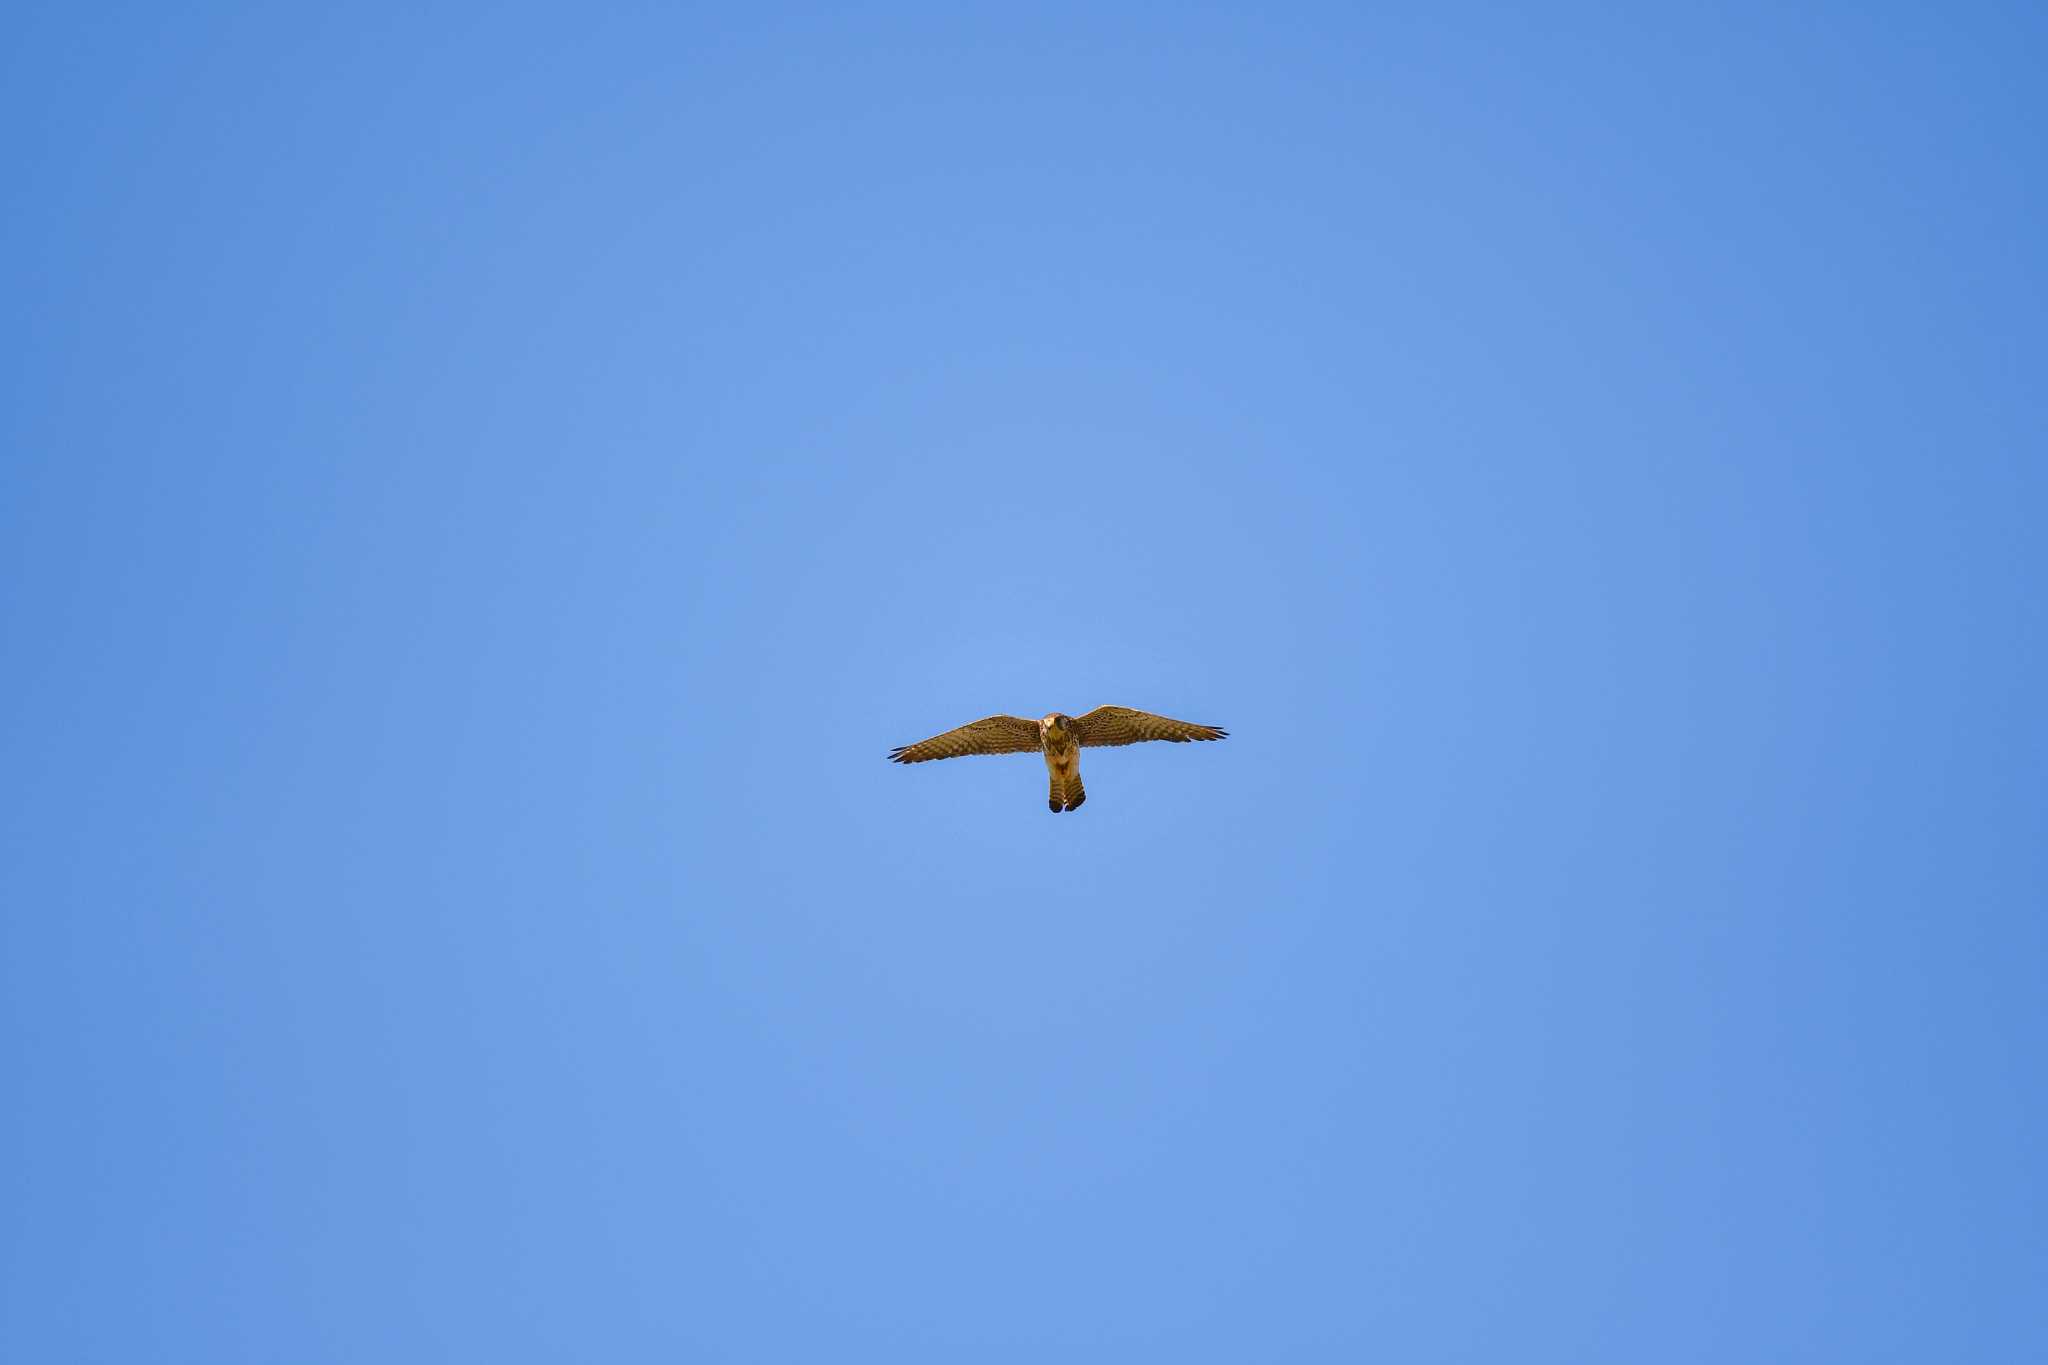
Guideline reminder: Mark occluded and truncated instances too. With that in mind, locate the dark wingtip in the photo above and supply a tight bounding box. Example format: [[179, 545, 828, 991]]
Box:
[[887, 747, 909, 763]]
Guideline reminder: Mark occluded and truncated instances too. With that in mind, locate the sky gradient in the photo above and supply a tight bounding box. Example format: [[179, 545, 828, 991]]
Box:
[[5, 4, 2044, 1360]]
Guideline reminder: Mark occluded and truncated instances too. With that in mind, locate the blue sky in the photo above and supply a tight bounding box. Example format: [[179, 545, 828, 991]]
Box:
[[4, 3, 2043, 1360]]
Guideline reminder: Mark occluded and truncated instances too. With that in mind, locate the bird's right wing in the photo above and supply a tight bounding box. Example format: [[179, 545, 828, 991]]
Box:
[[888, 715, 1043, 763]]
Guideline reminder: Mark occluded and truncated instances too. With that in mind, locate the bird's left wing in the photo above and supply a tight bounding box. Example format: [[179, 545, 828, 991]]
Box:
[[1071, 706, 1227, 747], [888, 714, 1043, 763]]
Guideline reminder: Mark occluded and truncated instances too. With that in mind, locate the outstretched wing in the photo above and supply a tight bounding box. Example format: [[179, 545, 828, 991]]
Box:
[[888, 714, 1043, 764], [1072, 706, 1227, 748]]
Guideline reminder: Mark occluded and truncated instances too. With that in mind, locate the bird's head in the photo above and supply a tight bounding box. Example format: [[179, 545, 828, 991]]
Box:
[[1041, 712, 1072, 735]]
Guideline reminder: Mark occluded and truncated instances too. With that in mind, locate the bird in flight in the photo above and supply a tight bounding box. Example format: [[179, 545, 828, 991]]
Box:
[[888, 706, 1227, 812]]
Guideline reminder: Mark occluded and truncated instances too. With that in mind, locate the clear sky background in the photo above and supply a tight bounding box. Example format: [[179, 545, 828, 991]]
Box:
[[5, 4, 2043, 1360]]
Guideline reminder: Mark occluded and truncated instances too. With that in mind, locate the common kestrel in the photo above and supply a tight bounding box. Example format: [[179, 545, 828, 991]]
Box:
[[888, 706, 1227, 812]]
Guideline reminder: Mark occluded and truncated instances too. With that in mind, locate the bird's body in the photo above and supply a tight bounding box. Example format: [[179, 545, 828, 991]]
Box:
[[888, 706, 1226, 812], [1040, 713, 1082, 812]]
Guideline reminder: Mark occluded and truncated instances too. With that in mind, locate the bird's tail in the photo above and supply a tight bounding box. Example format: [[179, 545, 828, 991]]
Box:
[[1049, 768, 1086, 813]]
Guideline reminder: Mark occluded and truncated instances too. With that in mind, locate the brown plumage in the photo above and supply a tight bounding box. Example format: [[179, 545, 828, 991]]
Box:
[[888, 706, 1227, 812]]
